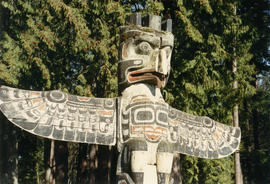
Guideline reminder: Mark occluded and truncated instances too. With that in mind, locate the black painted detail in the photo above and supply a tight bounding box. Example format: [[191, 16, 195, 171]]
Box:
[[121, 145, 131, 172], [96, 133, 114, 145], [157, 141, 173, 153], [34, 125, 53, 136], [203, 117, 213, 128], [46, 91, 67, 103], [26, 111, 38, 120], [136, 111, 152, 121], [86, 132, 95, 143], [158, 112, 168, 123], [234, 128, 241, 138], [116, 172, 135, 184], [131, 172, 144, 184], [231, 139, 239, 149], [126, 139, 148, 151], [193, 148, 200, 157], [64, 130, 75, 141], [219, 146, 233, 156], [12, 118, 37, 130], [199, 150, 207, 158], [0, 88, 9, 101], [76, 131, 86, 142], [157, 172, 166, 184], [52, 127, 64, 140]]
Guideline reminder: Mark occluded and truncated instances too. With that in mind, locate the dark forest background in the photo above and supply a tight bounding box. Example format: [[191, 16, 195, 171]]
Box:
[[0, 0, 269, 184]]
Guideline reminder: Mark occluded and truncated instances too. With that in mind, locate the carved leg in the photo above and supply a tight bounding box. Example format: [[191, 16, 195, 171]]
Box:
[[157, 142, 174, 184], [116, 139, 147, 184], [117, 140, 174, 184], [156, 152, 173, 184], [130, 151, 146, 183]]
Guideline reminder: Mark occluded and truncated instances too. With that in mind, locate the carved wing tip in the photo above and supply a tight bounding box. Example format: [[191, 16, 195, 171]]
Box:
[[235, 127, 241, 139], [215, 127, 241, 159], [0, 85, 8, 103], [0, 85, 13, 90]]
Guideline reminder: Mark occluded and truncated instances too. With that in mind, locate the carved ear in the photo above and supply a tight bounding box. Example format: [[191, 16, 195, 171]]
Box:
[[0, 85, 117, 145], [169, 106, 241, 159]]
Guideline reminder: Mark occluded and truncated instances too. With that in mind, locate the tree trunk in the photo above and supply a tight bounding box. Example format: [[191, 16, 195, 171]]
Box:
[[55, 141, 68, 183], [45, 140, 56, 184], [0, 115, 18, 184], [171, 154, 182, 184], [96, 145, 117, 183], [76, 144, 88, 183], [233, 104, 243, 184], [252, 80, 260, 150], [45, 140, 68, 184], [232, 11, 243, 182], [88, 144, 98, 183], [68, 143, 79, 183]]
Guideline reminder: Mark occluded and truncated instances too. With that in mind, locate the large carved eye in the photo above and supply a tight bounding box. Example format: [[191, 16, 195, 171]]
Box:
[[138, 41, 152, 55], [134, 107, 155, 123], [156, 110, 168, 126]]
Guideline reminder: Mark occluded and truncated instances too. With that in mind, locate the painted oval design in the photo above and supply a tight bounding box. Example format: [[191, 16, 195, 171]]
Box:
[[46, 91, 67, 103]]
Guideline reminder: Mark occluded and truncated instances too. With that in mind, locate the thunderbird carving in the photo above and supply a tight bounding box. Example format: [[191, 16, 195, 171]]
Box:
[[0, 13, 240, 184]]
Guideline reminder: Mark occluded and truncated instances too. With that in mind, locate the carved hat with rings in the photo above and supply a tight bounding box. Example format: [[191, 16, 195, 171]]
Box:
[[118, 13, 174, 93]]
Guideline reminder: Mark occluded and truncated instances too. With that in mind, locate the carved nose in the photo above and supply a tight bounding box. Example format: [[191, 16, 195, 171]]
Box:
[[158, 49, 168, 75]]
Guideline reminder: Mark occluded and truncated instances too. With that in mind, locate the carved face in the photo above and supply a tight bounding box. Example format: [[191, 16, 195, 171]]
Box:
[[118, 26, 174, 92]]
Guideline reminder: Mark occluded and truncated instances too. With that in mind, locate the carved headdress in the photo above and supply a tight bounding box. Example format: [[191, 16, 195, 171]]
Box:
[[118, 13, 174, 93]]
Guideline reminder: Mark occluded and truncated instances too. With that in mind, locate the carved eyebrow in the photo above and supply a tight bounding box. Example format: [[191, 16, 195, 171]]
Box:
[[161, 35, 174, 47], [135, 34, 160, 48]]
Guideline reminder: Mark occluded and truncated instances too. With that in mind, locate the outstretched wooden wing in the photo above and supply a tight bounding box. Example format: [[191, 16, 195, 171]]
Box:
[[0, 86, 117, 145], [169, 106, 241, 159]]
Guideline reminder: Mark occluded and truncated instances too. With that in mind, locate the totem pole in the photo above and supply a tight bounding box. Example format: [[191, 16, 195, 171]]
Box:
[[0, 13, 240, 184]]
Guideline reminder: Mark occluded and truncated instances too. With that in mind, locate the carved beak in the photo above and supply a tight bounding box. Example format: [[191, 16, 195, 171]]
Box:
[[158, 49, 169, 75], [127, 48, 170, 88], [128, 69, 166, 88]]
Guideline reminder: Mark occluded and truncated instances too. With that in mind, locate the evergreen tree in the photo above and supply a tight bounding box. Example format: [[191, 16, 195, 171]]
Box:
[[162, 0, 256, 183], [0, 0, 126, 183]]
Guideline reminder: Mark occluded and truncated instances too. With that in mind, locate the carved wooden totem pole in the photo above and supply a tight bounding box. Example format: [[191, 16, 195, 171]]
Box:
[[0, 13, 240, 184]]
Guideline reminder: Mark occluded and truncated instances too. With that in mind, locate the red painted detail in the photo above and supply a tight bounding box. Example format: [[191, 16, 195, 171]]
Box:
[[30, 91, 41, 96], [117, 179, 127, 184], [38, 103, 46, 110], [132, 97, 151, 103], [127, 69, 165, 88], [131, 125, 168, 141], [77, 96, 90, 101], [32, 98, 42, 104], [98, 110, 113, 116]]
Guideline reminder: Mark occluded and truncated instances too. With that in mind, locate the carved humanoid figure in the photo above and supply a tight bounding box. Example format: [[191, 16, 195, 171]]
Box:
[[0, 13, 240, 184]]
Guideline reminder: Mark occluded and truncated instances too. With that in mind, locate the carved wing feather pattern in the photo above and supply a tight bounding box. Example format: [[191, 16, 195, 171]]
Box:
[[169, 107, 241, 159], [0, 86, 117, 145]]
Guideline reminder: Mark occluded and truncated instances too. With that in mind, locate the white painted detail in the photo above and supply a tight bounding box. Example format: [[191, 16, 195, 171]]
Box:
[[144, 165, 157, 184], [131, 151, 147, 172], [134, 60, 142, 65], [147, 143, 158, 165], [157, 152, 173, 173], [123, 129, 129, 136]]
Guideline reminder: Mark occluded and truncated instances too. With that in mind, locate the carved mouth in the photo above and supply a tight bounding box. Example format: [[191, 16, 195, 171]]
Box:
[[128, 69, 165, 88], [131, 125, 168, 142]]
